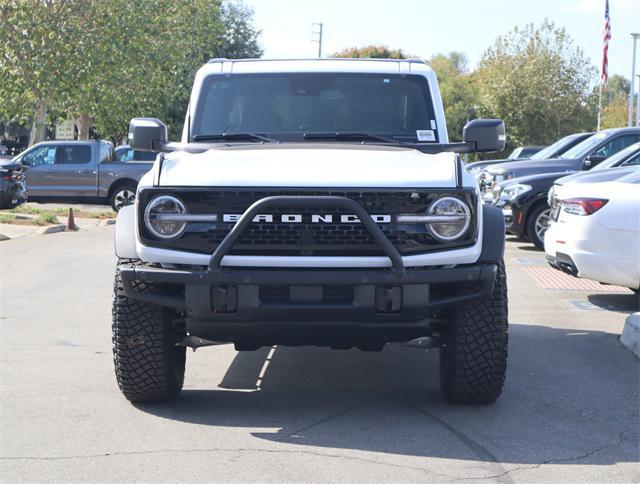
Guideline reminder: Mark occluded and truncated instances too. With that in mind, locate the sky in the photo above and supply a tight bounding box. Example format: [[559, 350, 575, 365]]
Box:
[[244, 0, 640, 80]]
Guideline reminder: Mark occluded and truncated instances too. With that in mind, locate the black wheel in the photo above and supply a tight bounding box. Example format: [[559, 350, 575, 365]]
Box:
[[526, 203, 552, 250], [439, 259, 508, 404], [110, 183, 137, 212], [0, 193, 15, 209], [112, 261, 186, 403]]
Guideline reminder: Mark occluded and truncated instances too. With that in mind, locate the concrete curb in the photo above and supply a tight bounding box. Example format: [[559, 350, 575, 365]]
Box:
[[620, 312, 640, 358], [35, 224, 66, 236]]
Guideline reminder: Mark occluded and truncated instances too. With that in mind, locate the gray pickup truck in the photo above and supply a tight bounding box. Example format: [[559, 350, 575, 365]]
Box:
[[11, 140, 155, 210]]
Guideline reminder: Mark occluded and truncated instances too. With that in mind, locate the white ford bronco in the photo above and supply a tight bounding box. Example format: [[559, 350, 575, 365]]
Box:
[[113, 58, 508, 404]]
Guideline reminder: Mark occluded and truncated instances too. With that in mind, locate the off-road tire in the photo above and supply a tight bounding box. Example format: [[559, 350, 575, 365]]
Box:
[[112, 261, 186, 403], [439, 259, 508, 404]]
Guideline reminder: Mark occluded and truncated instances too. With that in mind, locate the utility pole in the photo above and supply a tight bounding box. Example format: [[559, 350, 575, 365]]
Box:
[[312, 23, 323, 58], [629, 33, 639, 127], [636, 74, 640, 127]]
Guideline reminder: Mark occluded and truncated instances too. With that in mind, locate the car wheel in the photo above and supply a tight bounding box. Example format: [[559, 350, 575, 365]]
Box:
[[110, 183, 137, 212], [112, 260, 186, 403], [527, 204, 552, 250], [439, 259, 508, 404], [0, 194, 15, 209]]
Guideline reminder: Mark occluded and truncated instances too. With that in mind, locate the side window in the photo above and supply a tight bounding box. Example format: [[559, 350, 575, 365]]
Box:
[[55, 145, 92, 164], [22, 145, 56, 167], [133, 150, 158, 161], [99, 144, 112, 163], [621, 152, 640, 166], [116, 149, 134, 162], [592, 135, 640, 158]]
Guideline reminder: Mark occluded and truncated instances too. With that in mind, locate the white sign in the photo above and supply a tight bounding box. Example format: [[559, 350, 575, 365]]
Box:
[[56, 120, 75, 140]]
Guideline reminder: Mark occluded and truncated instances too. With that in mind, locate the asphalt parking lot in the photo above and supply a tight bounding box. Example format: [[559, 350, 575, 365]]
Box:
[[0, 227, 638, 482]]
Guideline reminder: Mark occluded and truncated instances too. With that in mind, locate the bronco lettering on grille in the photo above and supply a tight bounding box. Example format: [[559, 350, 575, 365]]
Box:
[[221, 214, 392, 224]]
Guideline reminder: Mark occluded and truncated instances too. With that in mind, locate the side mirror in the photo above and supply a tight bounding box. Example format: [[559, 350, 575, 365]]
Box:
[[128, 118, 167, 151], [463, 119, 506, 152], [584, 154, 605, 169]]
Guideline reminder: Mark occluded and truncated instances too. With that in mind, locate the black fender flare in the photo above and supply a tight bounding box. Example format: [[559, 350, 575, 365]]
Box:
[[478, 204, 505, 263]]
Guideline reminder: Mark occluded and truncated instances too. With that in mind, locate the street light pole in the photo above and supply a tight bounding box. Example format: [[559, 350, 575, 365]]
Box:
[[628, 33, 639, 127]]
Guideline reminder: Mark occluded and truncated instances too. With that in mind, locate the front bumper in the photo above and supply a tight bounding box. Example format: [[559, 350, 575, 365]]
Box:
[[121, 263, 498, 319], [493, 199, 526, 237], [120, 262, 497, 345]]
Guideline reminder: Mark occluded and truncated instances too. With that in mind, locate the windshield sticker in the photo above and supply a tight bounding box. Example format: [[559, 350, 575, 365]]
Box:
[[430, 120, 436, 130], [417, 130, 436, 142]]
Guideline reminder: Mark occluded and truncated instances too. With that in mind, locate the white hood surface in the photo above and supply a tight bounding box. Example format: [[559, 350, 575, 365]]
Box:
[[159, 145, 458, 188]]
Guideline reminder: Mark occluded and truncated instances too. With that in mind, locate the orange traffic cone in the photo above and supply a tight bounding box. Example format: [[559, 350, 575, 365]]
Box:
[[67, 207, 77, 231]]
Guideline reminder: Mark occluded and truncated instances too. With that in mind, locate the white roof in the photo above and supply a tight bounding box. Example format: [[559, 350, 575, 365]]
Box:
[[196, 57, 435, 76]]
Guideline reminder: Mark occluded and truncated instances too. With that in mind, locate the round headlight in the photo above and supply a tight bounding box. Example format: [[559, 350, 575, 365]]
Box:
[[427, 197, 471, 241], [144, 195, 187, 239]]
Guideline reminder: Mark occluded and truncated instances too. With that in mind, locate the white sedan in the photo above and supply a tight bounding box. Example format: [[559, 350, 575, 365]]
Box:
[[544, 170, 640, 291]]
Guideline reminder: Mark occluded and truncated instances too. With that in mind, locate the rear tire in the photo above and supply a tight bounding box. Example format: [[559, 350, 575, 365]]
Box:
[[439, 259, 508, 404], [112, 261, 186, 403], [110, 183, 137, 212]]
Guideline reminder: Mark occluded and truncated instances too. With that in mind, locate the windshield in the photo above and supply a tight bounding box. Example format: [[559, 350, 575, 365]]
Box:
[[592, 142, 640, 170], [560, 132, 609, 159], [192, 73, 438, 143], [531, 135, 579, 160]]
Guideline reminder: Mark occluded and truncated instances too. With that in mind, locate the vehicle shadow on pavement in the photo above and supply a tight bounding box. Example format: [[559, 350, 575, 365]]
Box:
[[587, 293, 639, 313], [137, 323, 639, 466]]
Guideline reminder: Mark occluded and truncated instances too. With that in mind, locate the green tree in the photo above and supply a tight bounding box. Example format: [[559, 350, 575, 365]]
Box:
[[0, 0, 262, 145], [0, 0, 89, 145], [332, 45, 408, 59], [475, 20, 597, 149], [428, 52, 477, 141]]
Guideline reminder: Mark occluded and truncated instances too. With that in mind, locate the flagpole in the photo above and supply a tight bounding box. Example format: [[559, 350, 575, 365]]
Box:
[[597, 82, 603, 131]]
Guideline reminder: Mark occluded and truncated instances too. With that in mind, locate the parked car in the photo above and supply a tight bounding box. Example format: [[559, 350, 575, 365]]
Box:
[[11, 140, 154, 211], [545, 170, 640, 292], [114, 144, 159, 162], [492, 142, 640, 249], [548, 141, 640, 206], [507, 145, 545, 160], [0, 159, 27, 209], [466, 132, 592, 177], [482, 127, 640, 189], [494, 166, 638, 249]]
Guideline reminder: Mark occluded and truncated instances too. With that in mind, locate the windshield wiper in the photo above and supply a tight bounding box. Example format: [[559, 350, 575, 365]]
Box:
[[192, 133, 278, 143], [303, 132, 399, 144]]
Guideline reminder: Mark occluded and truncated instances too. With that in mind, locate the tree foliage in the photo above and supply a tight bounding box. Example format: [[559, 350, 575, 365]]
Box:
[[0, 0, 262, 145], [474, 20, 597, 149], [428, 52, 477, 141], [332, 45, 408, 59]]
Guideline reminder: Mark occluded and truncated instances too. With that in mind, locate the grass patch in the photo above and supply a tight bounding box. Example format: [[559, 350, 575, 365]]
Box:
[[35, 213, 59, 225], [86, 210, 117, 219], [8, 204, 116, 219], [0, 213, 17, 223], [9, 205, 67, 216]]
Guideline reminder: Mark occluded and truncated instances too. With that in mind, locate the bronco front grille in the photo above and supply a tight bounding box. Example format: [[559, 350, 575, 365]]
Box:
[[138, 188, 478, 256]]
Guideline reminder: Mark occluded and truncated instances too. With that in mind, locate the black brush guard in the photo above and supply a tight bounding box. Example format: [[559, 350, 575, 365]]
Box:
[[120, 196, 497, 330]]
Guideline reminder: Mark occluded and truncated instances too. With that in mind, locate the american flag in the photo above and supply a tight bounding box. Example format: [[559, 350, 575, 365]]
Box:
[[601, 0, 611, 86]]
